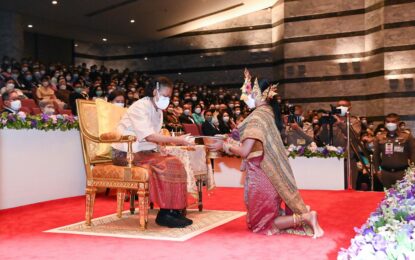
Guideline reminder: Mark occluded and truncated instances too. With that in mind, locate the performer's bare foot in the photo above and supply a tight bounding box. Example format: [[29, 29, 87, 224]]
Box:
[[303, 211, 324, 239]]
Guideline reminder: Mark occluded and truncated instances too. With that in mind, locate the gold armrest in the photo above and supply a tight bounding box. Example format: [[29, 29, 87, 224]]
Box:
[[99, 132, 137, 143], [99, 132, 136, 167]]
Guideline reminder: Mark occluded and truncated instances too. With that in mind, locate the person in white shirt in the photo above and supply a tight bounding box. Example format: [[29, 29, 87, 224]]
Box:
[[112, 77, 194, 228]]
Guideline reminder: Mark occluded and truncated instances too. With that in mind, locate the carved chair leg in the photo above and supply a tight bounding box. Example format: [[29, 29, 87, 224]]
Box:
[[197, 178, 203, 212], [144, 183, 149, 225], [85, 187, 97, 226], [130, 190, 135, 215], [116, 189, 126, 218], [137, 182, 148, 230]]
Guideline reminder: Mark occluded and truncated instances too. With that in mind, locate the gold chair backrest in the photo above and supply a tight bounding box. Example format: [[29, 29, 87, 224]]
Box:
[[77, 99, 112, 167]]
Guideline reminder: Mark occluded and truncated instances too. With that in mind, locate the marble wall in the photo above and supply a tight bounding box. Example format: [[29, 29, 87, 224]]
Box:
[[74, 0, 415, 124]]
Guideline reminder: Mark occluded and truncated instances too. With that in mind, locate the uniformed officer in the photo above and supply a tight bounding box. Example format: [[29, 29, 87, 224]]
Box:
[[286, 121, 314, 146], [316, 99, 361, 147], [373, 113, 415, 189]]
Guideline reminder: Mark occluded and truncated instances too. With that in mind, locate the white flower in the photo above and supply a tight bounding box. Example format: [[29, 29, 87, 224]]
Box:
[[326, 145, 338, 152], [17, 111, 26, 119], [287, 144, 295, 152], [308, 142, 318, 152]]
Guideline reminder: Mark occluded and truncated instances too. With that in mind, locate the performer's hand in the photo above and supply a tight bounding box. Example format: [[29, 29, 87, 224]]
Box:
[[206, 139, 224, 152]]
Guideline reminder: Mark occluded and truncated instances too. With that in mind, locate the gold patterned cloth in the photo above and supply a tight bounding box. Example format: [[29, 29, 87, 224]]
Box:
[[238, 105, 312, 236], [163, 145, 215, 194]]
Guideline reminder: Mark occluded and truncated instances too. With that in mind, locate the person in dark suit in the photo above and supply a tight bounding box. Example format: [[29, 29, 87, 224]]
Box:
[[179, 103, 195, 124], [201, 110, 220, 136], [1, 90, 21, 114], [69, 81, 89, 115]]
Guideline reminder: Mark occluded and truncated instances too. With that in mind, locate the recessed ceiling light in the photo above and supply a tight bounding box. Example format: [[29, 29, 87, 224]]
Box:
[[27, 24, 33, 28], [102, 38, 107, 42], [144, 57, 148, 61], [200, 55, 204, 58], [74, 43, 78, 47], [127, 46, 131, 49], [130, 19, 135, 23], [178, 72, 182, 75], [52, 1, 58, 5]]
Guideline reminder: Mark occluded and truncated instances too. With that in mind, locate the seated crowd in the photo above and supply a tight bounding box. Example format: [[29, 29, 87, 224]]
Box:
[[1, 56, 414, 190]]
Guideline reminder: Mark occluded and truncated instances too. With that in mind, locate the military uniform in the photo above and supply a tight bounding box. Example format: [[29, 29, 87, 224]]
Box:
[[285, 122, 314, 146], [373, 131, 415, 189]]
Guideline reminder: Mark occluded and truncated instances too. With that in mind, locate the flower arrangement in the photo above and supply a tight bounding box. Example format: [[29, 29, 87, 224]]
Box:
[[0, 112, 79, 131], [286, 142, 346, 159], [338, 167, 415, 260]]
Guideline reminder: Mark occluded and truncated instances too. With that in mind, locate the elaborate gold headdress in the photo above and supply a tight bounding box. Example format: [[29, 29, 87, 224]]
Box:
[[240, 77, 278, 103]]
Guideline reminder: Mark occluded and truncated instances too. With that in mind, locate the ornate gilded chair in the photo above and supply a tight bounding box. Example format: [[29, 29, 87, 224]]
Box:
[[76, 99, 150, 230]]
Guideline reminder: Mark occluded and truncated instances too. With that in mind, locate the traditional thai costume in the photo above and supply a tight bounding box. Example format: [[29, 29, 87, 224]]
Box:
[[235, 79, 313, 236]]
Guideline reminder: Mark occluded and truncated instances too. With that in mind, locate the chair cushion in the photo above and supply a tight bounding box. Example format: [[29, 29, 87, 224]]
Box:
[[92, 164, 149, 182], [96, 99, 127, 159]]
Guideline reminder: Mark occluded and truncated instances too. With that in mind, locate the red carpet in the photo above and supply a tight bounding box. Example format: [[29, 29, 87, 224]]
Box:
[[0, 188, 383, 260]]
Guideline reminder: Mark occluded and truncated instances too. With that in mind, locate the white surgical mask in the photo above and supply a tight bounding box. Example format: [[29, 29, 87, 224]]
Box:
[[114, 102, 125, 108], [385, 122, 397, 132], [184, 109, 190, 115], [155, 91, 170, 110], [42, 81, 49, 87], [173, 101, 179, 106], [223, 116, 230, 123], [10, 100, 21, 111], [59, 85, 67, 90], [337, 106, 349, 117], [235, 110, 241, 116], [195, 108, 201, 114], [6, 83, 15, 90], [245, 94, 256, 109]]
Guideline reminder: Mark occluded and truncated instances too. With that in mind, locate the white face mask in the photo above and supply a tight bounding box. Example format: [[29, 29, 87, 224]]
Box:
[[195, 108, 201, 114], [155, 91, 170, 110], [10, 100, 21, 111], [337, 106, 349, 117], [6, 83, 15, 90], [59, 85, 67, 90], [184, 109, 190, 116], [385, 122, 397, 132], [173, 101, 179, 106], [114, 102, 124, 108], [245, 94, 256, 109], [223, 116, 230, 123]]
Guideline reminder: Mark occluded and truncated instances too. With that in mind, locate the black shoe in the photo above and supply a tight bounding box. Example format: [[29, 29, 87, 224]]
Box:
[[171, 210, 193, 226], [155, 210, 190, 228]]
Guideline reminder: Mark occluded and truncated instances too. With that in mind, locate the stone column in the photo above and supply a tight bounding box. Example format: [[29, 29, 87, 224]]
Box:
[[0, 10, 24, 60]]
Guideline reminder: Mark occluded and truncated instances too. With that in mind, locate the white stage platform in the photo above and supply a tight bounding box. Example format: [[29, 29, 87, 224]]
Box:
[[1, 129, 345, 210], [0, 129, 85, 210]]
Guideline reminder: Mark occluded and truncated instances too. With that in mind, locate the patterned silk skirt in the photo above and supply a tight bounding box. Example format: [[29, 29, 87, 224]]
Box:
[[112, 149, 188, 210], [244, 156, 296, 235]]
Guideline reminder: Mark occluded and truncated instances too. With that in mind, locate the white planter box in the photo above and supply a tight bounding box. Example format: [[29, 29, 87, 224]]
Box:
[[0, 129, 86, 209], [214, 156, 345, 190]]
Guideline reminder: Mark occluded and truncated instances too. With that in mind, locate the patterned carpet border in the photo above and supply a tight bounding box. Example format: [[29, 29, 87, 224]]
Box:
[[44, 209, 246, 242]]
